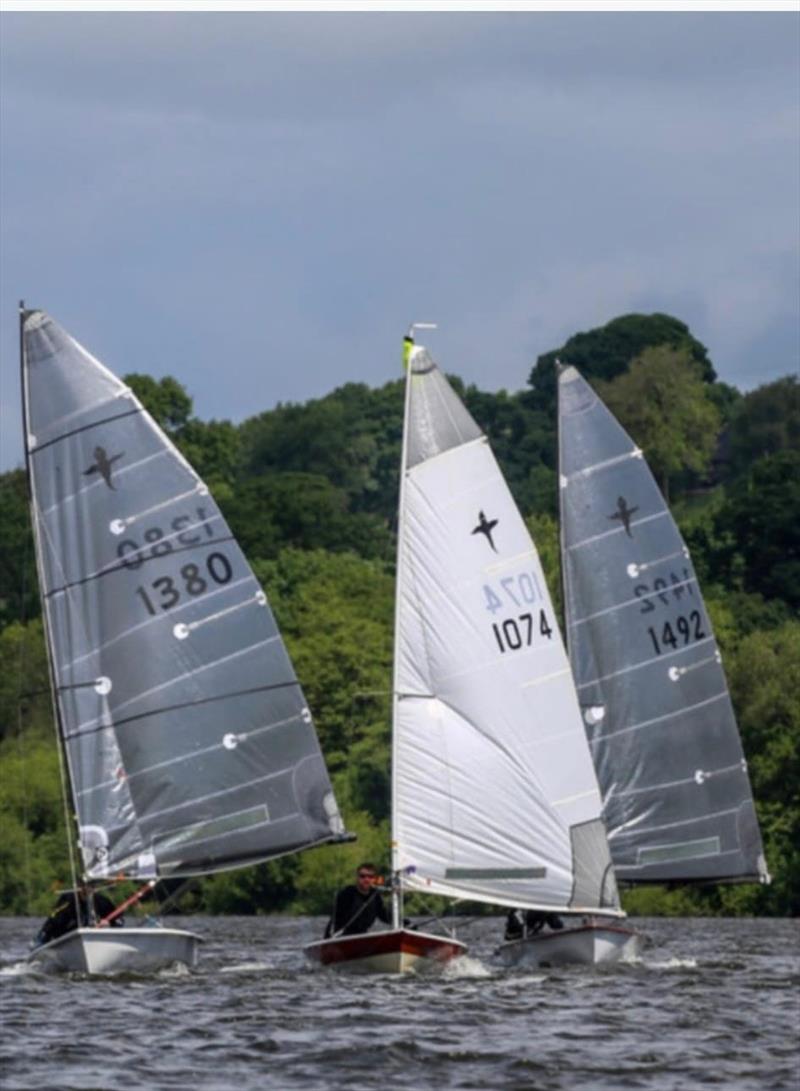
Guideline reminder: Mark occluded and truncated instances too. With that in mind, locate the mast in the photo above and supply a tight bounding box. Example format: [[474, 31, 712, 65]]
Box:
[[19, 303, 82, 897], [390, 323, 436, 928], [555, 360, 571, 661]]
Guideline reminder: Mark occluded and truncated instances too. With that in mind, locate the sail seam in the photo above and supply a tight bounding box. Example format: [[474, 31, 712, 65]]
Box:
[[564, 448, 641, 481], [64, 679, 300, 740], [77, 710, 306, 793], [568, 575, 697, 627], [60, 575, 255, 669], [590, 690, 728, 742], [28, 406, 143, 454], [611, 806, 741, 839], [41, 448, 169, 516], [610, 760, 748, 798], [577, 635, 716, 688], [566, 510, 670, 551], [43, 536, 236, 598]]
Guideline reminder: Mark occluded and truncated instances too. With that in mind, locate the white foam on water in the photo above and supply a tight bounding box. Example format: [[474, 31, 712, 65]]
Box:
[[442, 955, 493, 979], [0, 961, 36, 977], [219, 960, 274, 974], [641, 956, 698, 970]]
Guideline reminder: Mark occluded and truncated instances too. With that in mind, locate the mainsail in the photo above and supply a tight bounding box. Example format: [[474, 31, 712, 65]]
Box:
[[558, 364, 769, 884], [391, 343, 621, 915], [22, 309, 345, 881]]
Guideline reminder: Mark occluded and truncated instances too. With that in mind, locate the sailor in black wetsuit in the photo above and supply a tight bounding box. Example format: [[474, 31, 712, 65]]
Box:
[[34, 884, 123, 947], [504, 909, 564, 941], [324, 863, 391, 938]]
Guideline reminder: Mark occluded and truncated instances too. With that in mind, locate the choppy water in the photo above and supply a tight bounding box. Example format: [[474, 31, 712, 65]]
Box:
[[1, 915, 798, 1091]]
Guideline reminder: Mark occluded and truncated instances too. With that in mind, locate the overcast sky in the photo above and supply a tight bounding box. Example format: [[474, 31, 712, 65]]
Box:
[[1, 10, 798, 470]]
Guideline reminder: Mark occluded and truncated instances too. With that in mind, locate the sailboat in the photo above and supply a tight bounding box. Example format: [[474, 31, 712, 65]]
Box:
[[20, 306, 348, 974], [305, 331, 630, 974], [557, 364, 769, 893]]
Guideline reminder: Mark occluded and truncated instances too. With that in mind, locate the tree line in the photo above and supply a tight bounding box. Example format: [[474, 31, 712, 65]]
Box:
[[0, 313, 797, 919]]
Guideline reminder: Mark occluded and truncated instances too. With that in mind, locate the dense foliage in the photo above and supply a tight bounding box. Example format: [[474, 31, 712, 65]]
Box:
[[1, 313, 797, 919]]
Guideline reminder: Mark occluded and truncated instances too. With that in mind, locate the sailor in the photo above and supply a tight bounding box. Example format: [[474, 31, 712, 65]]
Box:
[[504, 908, 564, 940], [34, 883, 123, 947], [324, 863, 391, 938]]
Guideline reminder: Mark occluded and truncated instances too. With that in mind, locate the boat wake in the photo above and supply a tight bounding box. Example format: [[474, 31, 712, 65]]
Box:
[[442, 955, 493, 979]]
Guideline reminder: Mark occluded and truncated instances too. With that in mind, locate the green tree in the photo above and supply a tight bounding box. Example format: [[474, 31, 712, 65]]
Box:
[[713, 451, 800, 609], [596, 346, 721, 497], [726, 375, 800, 479], [222, 473, 391, 562], [124, 373, 193, 433], [0, 470, 39, 629], [529, 312, 715, 417]]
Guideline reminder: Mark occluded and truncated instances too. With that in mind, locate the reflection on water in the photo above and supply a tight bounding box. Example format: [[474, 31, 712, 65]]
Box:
[[1, 916, 798, 1091]]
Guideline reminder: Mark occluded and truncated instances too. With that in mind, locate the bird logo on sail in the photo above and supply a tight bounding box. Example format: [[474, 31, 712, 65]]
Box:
[[608, 496, 638, 538], [84, 446, 124, 490], [472, 510, 499, 552]]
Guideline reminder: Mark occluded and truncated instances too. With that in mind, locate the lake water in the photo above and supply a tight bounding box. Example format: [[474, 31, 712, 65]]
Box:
[[1, 915, 798, 1091]]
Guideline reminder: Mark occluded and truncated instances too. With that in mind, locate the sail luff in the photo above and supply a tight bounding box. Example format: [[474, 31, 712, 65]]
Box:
[[390, 347, 415, 889], [20, 304, 83, 889]]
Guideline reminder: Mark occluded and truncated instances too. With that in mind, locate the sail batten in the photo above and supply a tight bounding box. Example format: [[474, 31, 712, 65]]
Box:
[[23, 309, 345, 881], [558, 364, 768, 885], [391, 345, 621, 915]]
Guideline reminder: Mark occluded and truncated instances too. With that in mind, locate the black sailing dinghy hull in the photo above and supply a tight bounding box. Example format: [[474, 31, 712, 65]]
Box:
[[496, 919, 640, 968], [304, 928, 466, 975], [28, 926, 201, 974]]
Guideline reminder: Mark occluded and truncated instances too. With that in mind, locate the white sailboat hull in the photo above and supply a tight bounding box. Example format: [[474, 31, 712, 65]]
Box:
[[28, 926, 202, 975], [497, 920, 640, 968], [304, 928, 466, 975]]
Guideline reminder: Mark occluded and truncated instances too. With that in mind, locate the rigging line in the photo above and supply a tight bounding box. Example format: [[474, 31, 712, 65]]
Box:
[[63, 679, 301, 740], [576, 635, 716, 689], [591, 691, 728, 743], [43, 535, 236, 598], [28, 405, 143, 455]]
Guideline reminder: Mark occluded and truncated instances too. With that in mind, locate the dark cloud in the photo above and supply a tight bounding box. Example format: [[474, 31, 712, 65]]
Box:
[[2, 11, 798, 468]]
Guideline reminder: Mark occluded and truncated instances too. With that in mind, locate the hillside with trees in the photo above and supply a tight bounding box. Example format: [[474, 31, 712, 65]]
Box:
[[1, 313, 797, 919]]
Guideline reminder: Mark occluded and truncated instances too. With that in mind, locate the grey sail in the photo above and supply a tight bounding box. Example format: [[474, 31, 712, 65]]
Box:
[[558, 365, 768, 885], [22, 309, 345, 881]]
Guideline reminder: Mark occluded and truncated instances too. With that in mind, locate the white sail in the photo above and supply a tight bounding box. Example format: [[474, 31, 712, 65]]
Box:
[[391, 344, 621, 915]]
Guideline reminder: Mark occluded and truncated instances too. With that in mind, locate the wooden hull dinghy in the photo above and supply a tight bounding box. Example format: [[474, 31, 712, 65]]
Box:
[[29, 926, 202, 975], [304, 927, 466, 975], [497, 918, 639, 968]]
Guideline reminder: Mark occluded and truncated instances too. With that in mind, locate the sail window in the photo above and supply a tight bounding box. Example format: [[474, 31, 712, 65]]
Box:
[[444, 867, 546, 880], [637, 837, 721, 866]]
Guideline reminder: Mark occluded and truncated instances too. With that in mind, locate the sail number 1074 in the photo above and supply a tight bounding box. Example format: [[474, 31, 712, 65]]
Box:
[[492, 611, 553, 654]]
